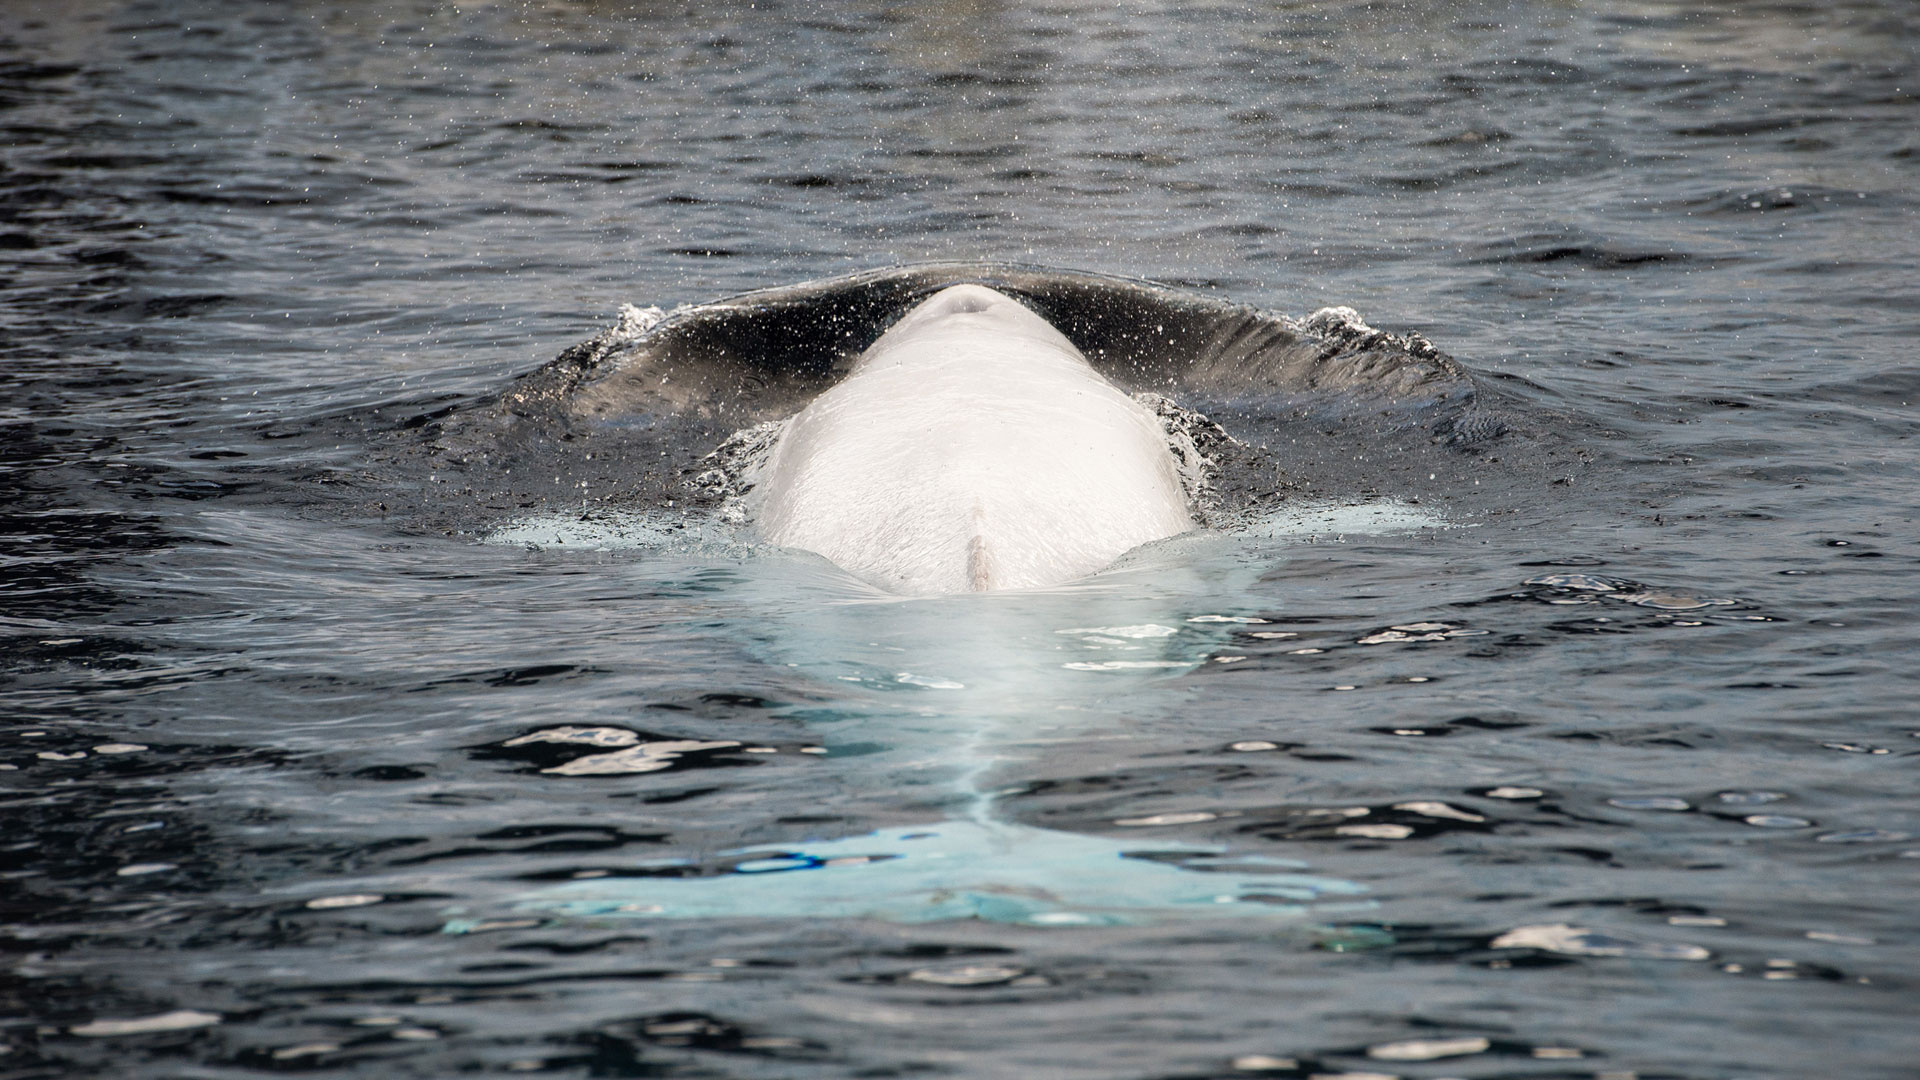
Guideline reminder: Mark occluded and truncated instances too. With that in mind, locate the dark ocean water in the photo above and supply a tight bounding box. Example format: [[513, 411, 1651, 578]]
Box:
[[2, 1, 1917, 1078]]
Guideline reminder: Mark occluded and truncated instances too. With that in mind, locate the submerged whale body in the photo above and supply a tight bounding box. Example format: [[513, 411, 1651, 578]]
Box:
[[751, 285, 1193, 594]]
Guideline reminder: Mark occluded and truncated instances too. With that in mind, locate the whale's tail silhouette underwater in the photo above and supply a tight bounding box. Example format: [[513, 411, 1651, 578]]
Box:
[[418, 264, 1567, 929], [450, 579, 1385, 931]]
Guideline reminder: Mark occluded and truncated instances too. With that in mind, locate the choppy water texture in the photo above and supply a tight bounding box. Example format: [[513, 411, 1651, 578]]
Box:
[[2, 1, 1917, 1078]]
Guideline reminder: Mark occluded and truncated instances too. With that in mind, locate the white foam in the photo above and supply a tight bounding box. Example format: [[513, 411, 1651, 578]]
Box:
[[482, 509, 703, 550], [1241, 499, 1458, 539]]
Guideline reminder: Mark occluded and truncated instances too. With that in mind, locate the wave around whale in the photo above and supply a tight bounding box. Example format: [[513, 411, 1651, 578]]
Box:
[[373, 263, 1580, 551]]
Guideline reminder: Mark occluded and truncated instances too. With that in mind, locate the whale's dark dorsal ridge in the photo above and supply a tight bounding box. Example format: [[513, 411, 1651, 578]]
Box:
[[496, 263, 1491, 439]]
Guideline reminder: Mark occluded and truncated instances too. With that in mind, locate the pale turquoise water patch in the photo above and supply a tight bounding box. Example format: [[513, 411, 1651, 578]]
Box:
[[447, 819, 1368, 929], [463, 496, 1448, 934]]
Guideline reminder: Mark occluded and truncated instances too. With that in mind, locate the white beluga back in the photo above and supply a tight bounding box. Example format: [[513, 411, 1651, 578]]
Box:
[[750, 284, 1194, 594]]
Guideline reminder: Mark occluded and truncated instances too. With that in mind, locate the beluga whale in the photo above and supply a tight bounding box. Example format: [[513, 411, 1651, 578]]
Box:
[[442, 262, 1527, 559], [409, 264, 1559, 930], [748, 284, 1194, 594]]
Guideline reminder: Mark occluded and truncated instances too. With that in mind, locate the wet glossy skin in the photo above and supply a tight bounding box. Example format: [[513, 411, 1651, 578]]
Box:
[[753, 285, 1192, 593]]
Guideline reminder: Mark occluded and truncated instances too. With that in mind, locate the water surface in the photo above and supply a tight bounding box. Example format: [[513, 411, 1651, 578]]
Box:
[[2, 2, 1916, 1078]]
